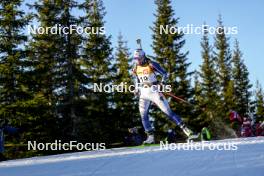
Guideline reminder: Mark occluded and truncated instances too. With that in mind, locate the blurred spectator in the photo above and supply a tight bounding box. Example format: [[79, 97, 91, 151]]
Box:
[[260, 121, 264, 129], [255, 121, 264, 136], [229, 110, 243, 136], [241, 117, 253, 137], [124, 127, 143, 146], [229, 110, 242, 123], [0, 118, 19, 161]]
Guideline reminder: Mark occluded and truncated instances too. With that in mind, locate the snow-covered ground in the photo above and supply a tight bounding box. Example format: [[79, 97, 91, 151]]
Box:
[[0, 137, 264, 176]]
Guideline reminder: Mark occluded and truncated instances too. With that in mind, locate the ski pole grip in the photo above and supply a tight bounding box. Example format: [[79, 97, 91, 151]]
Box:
[[136, 39, 142, 49]]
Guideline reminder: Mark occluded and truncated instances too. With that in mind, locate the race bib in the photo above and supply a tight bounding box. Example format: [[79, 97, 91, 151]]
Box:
[[136, 65, 157, 83]]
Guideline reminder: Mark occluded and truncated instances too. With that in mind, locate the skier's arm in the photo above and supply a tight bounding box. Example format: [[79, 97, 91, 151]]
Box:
[[149, 61, 168, 83], [132, 64, 140, 96]]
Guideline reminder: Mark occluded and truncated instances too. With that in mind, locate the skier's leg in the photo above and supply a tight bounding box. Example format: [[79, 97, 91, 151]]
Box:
[[139, 98, 152, 132], [151, 92, 193, 137], [139, 98, 154, 144], [151, 92, 182, 125]]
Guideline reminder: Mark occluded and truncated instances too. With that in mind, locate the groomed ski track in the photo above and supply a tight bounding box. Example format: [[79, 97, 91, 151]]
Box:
[[0, 137, 264, 176]]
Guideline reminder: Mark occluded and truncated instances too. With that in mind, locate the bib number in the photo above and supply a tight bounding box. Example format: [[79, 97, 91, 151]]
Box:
[[139, 76, 148, 82]]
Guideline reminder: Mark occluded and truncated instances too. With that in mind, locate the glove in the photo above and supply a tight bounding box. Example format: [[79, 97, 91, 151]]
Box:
[[161, 74, 168, 85]]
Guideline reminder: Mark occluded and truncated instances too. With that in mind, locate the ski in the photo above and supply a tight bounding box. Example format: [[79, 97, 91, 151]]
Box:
[[187, 133, 201, 142]]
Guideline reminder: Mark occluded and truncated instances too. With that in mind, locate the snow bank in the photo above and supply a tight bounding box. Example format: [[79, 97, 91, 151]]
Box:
[[0, 137, 263, 176]]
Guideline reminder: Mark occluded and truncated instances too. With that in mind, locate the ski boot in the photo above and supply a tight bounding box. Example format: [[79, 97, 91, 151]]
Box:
[[143, 131, 155, 145], [180, 123, 199, 141]]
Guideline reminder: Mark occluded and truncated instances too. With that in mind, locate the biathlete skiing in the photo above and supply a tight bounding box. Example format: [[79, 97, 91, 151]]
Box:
[[132, 39, 197, 144]]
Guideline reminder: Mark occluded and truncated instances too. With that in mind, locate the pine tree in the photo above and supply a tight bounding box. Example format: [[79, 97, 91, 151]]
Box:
[[198, 24, 237, 138], [213, 15, 233, 120], [192, 71, 205, 129], [225, 80, 236, 110], [27, 0, 85, 141], [79, 0, 113, 143], [0, 0, 30, 125], [151, 0, 193, 138], [57, 0, 83, 139], [115, 33, 132, 84], [0, 0, 59, 157], [26, 0, 64, 143], [112, 33, 140, 141], [197, 25, 219, 127], [232, 40, 252, 116], [255, 81, 264, 122]]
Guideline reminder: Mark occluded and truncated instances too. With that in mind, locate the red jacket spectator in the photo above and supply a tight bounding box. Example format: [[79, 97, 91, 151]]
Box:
[[229, 110, 242, 123]]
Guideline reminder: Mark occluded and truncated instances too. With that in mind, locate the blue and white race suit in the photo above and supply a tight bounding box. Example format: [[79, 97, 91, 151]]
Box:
[[133, 59, 182, 133]]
